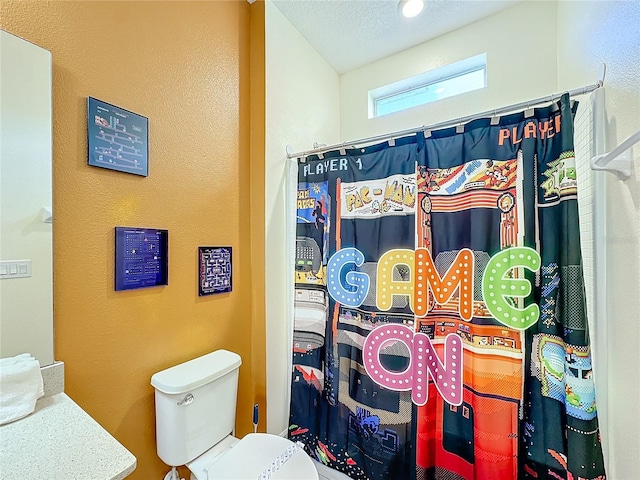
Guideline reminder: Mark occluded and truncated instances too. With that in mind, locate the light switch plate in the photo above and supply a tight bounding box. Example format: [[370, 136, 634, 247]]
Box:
[[0, 260, 31, 279]]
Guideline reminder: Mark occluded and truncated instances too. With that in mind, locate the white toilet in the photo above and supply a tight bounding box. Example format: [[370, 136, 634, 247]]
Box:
[[151, 349, 319, 480]]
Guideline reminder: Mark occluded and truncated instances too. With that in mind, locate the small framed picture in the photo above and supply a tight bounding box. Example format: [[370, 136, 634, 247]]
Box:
[[115, 227, 168, 291], [88, 97, 149, 176], [198, 247, 232, 296]]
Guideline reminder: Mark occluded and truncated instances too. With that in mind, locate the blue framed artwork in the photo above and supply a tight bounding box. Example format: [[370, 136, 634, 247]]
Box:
[[88, 97, 149, 176], [115, 227, 168, 291], [198, 247, 232, 296]]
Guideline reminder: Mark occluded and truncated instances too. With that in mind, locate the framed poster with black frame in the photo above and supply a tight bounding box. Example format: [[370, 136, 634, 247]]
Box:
[[115, 227, 168, 291], [88, 97, 149, 176], [198, 247, 232, 296]]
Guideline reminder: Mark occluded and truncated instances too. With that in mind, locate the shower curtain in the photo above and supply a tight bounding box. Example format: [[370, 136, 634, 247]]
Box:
[[289, 94, 606, 480]]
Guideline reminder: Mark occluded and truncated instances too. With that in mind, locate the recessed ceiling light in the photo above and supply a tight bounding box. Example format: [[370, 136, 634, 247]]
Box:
[[399, 0, 424, 18]]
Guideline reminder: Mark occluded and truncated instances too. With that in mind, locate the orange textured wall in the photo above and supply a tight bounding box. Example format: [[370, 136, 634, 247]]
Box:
[[0, 1, 266, 478], [249, 0, 267, 425]]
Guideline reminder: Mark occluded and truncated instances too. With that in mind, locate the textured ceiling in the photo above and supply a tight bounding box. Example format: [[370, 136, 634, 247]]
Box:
[[271, 0, 521, 74]]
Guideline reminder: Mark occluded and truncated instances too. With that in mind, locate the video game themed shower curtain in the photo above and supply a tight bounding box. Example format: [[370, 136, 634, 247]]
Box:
[[289, 94, 606, 480]]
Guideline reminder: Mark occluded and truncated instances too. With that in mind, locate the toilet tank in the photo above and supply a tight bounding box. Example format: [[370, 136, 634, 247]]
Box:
[[151, 350, 242, 467]]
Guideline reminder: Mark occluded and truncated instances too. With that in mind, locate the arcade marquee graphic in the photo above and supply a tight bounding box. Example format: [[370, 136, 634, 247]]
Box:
[[198, 247, 232, 296], [114, 227, 168, 291], [88, 97, 148, 176]]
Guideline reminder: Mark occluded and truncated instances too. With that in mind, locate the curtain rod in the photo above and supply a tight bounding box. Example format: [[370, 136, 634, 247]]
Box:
[[287, 81, 603, 160]]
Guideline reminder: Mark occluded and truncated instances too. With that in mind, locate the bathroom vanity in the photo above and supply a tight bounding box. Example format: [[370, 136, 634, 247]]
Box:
[[0, 363, 136, 479]]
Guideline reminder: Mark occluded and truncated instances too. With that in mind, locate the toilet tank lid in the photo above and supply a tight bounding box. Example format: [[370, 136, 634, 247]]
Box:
[[151, 350, 242, 394]]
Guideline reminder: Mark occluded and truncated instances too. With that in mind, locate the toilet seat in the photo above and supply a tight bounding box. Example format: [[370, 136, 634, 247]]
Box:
[[190, 433, 318, 480], [187, 435, 239, 480]]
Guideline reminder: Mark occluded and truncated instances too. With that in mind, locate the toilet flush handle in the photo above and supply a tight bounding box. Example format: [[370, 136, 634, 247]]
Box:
[[177, 393, 194, 406]]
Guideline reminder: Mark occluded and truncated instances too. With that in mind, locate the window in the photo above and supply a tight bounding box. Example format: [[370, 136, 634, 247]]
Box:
[[369, 53, 487, 118]]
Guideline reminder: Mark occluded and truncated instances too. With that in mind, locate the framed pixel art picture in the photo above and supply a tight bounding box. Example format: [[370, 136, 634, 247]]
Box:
[[198, 247, 232, 296], [115, 227, 168, 291], [88, 97, 149, 176]]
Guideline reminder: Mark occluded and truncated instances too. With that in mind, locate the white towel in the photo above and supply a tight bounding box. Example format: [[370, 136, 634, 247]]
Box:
[[0, 353, 44, 425]]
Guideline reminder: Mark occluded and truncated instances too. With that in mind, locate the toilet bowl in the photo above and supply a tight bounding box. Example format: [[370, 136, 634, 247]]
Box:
[[187, 433, 319, 480]]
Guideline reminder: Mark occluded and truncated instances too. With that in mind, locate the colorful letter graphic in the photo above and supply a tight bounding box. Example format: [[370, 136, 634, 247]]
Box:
[[363, 324, 414, 390], [482, 246, 541, 330], [363, 324, 463, 406], [413, 248, 474, 320], [328, 246, 538, 329], [327, 248, 370, 308], [376, 249, 415, 311]]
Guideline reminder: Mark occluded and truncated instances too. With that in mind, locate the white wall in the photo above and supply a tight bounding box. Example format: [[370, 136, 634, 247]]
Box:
[[557, 2, 640, 478], [339, 1, 558, 141], [265, 0, 341, 435], [0, 31, 53, 366]]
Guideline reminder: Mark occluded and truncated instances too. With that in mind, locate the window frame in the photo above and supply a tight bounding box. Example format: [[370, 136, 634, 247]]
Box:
[[368, 53, 487, 118]]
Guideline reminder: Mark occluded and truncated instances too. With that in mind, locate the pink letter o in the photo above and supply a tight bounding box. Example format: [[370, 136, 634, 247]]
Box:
[[363, 324, 414, 391]]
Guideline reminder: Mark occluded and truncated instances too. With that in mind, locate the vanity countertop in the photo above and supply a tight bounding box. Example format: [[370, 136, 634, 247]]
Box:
[[0, 393, 136, 480]]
